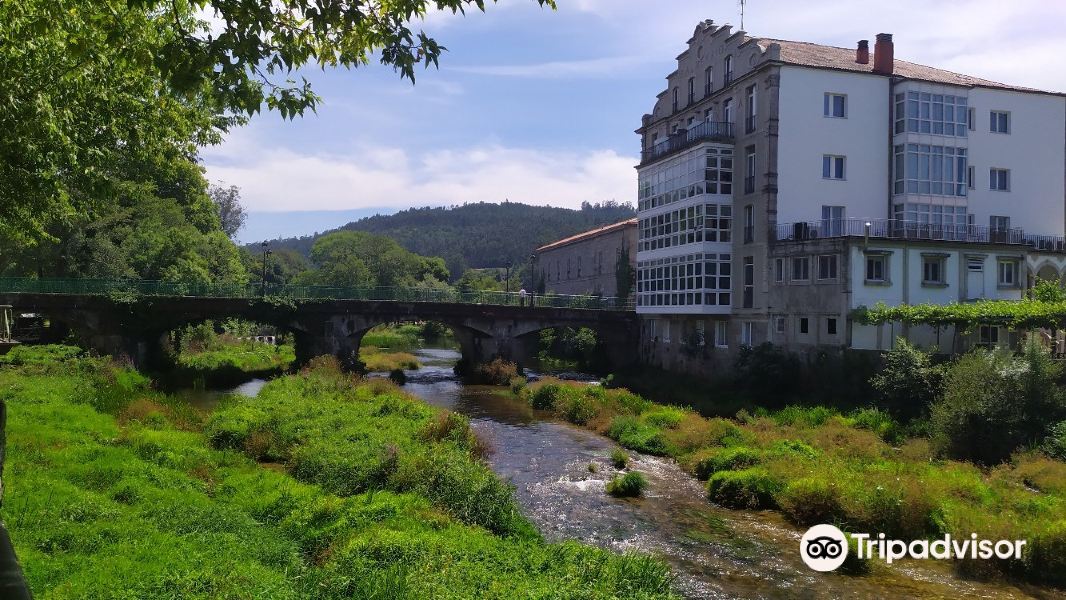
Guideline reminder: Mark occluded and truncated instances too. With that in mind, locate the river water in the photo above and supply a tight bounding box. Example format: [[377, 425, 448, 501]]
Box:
[[184, 348, 1056, 599]]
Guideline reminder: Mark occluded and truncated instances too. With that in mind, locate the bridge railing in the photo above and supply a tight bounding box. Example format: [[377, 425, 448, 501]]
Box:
[[0, 278, 635, 311]]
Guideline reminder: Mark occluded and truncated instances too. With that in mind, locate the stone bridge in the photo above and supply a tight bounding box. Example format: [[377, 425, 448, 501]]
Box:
[[0, 292, 639, 371]]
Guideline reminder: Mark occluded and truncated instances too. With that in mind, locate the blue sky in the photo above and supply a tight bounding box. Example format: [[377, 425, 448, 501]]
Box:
[[202, 0, 1066, 244]]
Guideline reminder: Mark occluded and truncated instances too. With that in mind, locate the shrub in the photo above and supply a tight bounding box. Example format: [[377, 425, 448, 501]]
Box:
[[606, 472, 647, 498], [931, 343, 1066, 465], [778, 478, 843, 525], [528, 382, 565, 410], [692, 446, 762, 480], [472, 358, 519, 385], [706, 468, 782, 509], [509, 376, 527, 395], [555, 389, 598, 425], [1044, 420, 1066, 461], [765, 439, 820, 460], [732, 343, 801, 400], [772, 405, 836, 428], [606, 416, 668, 455], [848, 408, 903, 445], [870, 338, 943, 418], [610, 448, 629, 470]]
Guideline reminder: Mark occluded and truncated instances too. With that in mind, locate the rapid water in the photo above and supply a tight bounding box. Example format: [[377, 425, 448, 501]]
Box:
[[401, 348, 1052, 600]]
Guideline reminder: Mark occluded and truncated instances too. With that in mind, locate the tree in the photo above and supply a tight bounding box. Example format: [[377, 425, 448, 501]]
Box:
[[210, 184, 247, 239], [299, 230, 448, 288], [615, 245, 635, 299], [1, 0, 554, 245], [870, 339, 944, 419]]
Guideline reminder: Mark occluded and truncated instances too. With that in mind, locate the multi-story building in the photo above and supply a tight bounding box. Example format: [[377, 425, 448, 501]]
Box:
[[636, 20, 1066, 373], [535, 219, 637, 297]]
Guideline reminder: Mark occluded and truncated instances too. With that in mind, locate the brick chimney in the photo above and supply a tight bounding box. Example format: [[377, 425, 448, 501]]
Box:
[[873, 33, 894, 74], [856, 40, 869, 64]]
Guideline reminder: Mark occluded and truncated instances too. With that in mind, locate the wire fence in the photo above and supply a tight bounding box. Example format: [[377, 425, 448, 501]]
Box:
[[0, 278, 635, 311]]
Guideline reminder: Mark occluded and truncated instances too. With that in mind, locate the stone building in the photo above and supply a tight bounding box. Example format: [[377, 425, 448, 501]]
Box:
[[635, 20, 1066, 374], [535, 219, 637, 298]]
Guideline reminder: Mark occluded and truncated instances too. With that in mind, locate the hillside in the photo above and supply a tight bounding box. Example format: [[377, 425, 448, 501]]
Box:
[[260, 201, 635, 278]]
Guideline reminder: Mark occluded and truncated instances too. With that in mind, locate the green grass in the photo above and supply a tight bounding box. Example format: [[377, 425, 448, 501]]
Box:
[[516, 378, 1066, 587], [359, 347, 421, 372], [0, 349, 676, 598], [178, 340, 295, 373], [606, 472, 648, 498]]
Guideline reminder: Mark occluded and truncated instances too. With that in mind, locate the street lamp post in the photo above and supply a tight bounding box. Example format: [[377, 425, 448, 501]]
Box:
[[528, 253, 538, 307]]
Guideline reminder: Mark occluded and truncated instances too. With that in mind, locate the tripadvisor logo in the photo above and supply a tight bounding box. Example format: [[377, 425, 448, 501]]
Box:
[[800, 524, 1027, 572]]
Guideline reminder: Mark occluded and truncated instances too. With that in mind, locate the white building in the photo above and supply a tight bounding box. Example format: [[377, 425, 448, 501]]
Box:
[[636, 22, 1066, 372]]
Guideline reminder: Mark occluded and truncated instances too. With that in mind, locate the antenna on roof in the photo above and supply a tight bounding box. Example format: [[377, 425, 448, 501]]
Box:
[[739, 0, 746, 30]]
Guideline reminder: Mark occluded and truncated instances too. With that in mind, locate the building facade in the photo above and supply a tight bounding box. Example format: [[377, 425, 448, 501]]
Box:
[[636, 21, 1066, 373], [535, 219, 637, 297]]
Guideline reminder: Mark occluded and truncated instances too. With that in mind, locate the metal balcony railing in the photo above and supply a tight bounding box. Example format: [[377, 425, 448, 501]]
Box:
[[0, 278, 635, 311], [641, 121, 734, 164], [771, 218, 1066, 251]]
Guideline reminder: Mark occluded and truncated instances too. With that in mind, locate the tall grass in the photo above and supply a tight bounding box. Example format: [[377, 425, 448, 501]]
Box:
[[0, 348, 676, 598]]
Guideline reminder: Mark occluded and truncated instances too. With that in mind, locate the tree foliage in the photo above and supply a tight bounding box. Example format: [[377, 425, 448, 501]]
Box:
[[295, 230, 448, 288], [855, 299, 1066, 331], [615, 244, 635, 299], [930, 341, 1066, 465], [210, 184, 247, 238], [261, 201, 636, 280], [870, 339, 944, 419]]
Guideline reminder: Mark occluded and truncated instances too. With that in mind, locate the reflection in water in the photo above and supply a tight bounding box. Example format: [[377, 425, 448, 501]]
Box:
[[404, 349, 1046, 600], [172, 377, 268, 412]]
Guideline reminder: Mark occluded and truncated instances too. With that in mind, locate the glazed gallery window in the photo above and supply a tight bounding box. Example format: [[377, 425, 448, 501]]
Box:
[[893, 144, 967, 196], [894, 91, 968, 137], [636, 147, 732, 211]]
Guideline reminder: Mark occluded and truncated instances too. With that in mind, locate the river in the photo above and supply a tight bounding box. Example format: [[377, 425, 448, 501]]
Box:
[[191, 348, 1056, 599]]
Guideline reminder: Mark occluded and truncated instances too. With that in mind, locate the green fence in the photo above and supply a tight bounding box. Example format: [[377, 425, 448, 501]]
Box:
[[0, 278, 635, 311]]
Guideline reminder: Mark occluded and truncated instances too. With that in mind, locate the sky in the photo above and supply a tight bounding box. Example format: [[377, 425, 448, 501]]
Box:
[[202, 0, 1066, 244]]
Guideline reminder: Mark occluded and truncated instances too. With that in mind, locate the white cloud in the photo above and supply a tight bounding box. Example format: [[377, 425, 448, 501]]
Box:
[[452, 55, 656, 78], [202, 134, 635, 212]]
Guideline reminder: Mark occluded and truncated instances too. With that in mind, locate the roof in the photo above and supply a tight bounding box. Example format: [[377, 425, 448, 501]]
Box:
[[535, 219, 637, 253], [758, 38, 1055, 95]]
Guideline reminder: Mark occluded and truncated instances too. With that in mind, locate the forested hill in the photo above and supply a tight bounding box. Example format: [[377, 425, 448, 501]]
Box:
[[260, 201, 635, 277]]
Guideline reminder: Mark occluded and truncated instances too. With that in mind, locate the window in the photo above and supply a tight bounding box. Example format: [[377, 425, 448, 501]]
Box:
[[774, 258, 784, 283], [635, 253, 732, 309], [967, 165, 975, 189], [672, 87, 678, 113], [723, 98, 734, 124], [704, 67, 713, 96], [724, 55, 733, 84], [822, 155, 845, 180], [774, 316, 786, 334], [998, 260, 1018, 287], [740, 321, 753, 346], [743, 204, 754, 243], [636, 145, 732, 213], [744, 151, 756, 195], [687, 77, 695, 105], [799, 317, 809, 334], [695, 320, 706, 346], [817, 255, 838, 280], [979, 325, 999, 348], [894, 91, 968, 136], [967, 107, 976, 131], [824, 93, 846, 118], [893, 143, 967, 196], [791, 256, 810, 281], [821, 205, 845, 236], [714, 321, 728, 348], [742, 256, 754, 308], [865, 255, 887, 282], [827, 318, 838, 335], [990, 168, 1010, 191], [922, 255, 946, 285], [662, 320, 671, 343], [984, 216, 1010, 232], [990, 110, 1010, 134], [745, 85, 757, 133]]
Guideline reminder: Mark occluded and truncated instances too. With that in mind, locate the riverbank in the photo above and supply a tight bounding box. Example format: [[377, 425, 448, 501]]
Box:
[[513, 377, 1066, 589], [173, 340, 295, 387], [0, 348, 674, 598]]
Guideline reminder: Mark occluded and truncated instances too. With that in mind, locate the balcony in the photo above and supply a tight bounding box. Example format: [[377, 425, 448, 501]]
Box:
[[772, 218, 1066, 252], [641, 121, 734, 165]]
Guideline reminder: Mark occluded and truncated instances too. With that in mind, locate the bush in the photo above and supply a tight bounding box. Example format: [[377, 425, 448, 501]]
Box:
[[470, 358, 519, 385], [610, 448, 629, 470], [388, 369, 407, 385], [642, 407, 686, 429], [692, 446, 762, 480], [931, 343, 1066, 465], [771, 405, 836, 428], [732, 343, 801, 400], [509, 376, 527, 395], [777, 478, 843, 525], [555, 389, 598, 425], [605, 472, 647, 498], [606, 416, 668, 455], [528, 383, 565, 410], [1025, 519, 1066, 586], [848, 408, 903, 445], [870, 338, 943, 418], [1044, 421, 1066, 461], [706, 468, 782, 510]]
